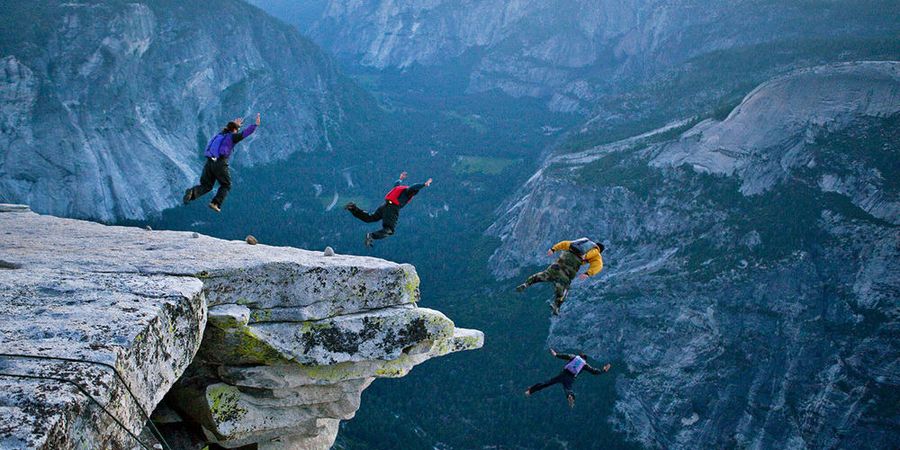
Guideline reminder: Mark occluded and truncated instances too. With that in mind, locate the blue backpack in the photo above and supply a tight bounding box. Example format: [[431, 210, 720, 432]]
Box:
[[205, 133, 228, 158]]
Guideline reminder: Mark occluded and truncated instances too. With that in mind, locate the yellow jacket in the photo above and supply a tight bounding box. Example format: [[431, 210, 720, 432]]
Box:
[[551, 240, 604, 276]]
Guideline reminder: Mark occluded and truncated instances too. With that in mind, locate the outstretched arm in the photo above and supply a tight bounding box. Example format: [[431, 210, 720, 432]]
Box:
[[548, 240, 572, 256], [405, 178, 432, 195], [406, 183, 425, 195], [584, 363, 612, 375], [549, 348, 575, 361]]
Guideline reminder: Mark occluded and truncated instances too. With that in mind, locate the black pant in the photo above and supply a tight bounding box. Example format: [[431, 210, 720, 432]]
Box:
[[350, 202, 400, 239], [528, 370, 576, 398], [189, 158, 231, 206]]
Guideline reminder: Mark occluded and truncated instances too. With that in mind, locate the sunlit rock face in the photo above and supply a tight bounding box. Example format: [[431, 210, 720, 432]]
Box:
[[488, 62, 900, 448], [0, 0, 369, 221], [0, 208, 482, 450], [286, 0, 899, 112]]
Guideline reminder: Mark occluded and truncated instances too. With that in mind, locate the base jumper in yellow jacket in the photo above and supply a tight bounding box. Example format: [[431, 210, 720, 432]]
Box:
[[516, 238, 604, 315]]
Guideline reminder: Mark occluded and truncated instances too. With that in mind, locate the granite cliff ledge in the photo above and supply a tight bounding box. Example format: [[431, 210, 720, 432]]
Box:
[[0, 206, 483, 449]]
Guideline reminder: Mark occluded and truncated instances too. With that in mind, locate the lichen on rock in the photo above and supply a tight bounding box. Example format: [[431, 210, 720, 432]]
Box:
[[0, 208, 483, 449], [179, 285, 482, 448]]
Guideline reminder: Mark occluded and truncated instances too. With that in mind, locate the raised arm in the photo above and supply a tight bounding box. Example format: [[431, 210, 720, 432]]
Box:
[[232, 114, 260, 144], [550, 241, 572, 253], [232, 124, 256, 143]]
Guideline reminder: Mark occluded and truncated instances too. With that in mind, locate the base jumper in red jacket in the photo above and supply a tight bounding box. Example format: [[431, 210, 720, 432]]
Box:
[[345, 171, 432, 247]]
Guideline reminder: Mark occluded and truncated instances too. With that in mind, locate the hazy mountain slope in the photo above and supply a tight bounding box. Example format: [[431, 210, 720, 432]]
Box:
[[0, 0, 375, 221], [488, 61, 900, 448], [264, 0, 899, 112]]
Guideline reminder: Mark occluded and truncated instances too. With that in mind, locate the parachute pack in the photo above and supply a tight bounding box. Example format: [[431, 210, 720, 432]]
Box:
[[564, 356, 587, 375], [569, 237, 600, 260]]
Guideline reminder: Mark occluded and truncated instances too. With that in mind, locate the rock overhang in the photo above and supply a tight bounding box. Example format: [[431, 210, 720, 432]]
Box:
[[0, 205, 483, 449]]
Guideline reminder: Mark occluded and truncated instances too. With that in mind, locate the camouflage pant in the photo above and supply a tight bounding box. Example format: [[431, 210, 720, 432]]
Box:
[[525, 265, 573, 306]]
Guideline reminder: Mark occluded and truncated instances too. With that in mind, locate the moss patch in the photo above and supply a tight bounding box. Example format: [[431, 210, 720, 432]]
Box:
[[236, 328, 286, 364], [207, 384, 247, 425], [403, 270, 421, 303]]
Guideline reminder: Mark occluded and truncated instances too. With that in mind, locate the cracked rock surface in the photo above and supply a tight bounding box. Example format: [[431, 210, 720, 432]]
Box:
[[0, 207, 482, 449]]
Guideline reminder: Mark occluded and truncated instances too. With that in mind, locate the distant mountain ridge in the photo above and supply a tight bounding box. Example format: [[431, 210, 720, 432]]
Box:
[[264, 0, 900, 112], [0, 0, 375, 221]]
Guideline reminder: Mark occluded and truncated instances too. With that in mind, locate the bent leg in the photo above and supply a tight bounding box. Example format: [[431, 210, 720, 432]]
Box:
[[524, 269, 553, 287], [189, 160, 216, 200], [371, 204, 399, 240], [553, 280, 571, 306], [370, 226, 395, 240], [211, 160, 231, 207], [350, 204, 384, 223]]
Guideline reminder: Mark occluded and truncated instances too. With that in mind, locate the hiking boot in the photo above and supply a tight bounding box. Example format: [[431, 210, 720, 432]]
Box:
[[208, 202, 221, 213], [516, 283, 528, 293], [183, 188, 194, 204], [567, 393, 575, 408], [344, 202, 357, 211], [364, 233, 374, 248], [524, 389, 532, 397], [550, 301, 561, 316]]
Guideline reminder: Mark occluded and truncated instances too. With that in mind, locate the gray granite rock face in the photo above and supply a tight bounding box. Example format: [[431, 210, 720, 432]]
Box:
[[175, 291, 481, 449], [0, 0, 365, 222], [0, 209, 482, 449], [0, 209, 207, 449], [650, 62, 900, 204], [488, 62, 899, 448]]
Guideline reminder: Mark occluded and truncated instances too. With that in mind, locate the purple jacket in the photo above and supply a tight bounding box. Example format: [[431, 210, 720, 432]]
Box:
[[205, 124, 257, 159]]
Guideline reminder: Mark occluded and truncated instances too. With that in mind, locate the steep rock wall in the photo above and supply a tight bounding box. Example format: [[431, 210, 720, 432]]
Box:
[[0, 0, 373, 221], [487, 62, 899, 448]]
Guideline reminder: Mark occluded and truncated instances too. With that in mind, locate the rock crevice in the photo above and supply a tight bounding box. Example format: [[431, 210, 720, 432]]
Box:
[[0, 206, 482, 449]]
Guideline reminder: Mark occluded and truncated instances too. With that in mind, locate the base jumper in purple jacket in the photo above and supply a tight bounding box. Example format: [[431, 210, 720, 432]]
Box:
[[525, 348, 611, 408], [183, 113, 260, 212]]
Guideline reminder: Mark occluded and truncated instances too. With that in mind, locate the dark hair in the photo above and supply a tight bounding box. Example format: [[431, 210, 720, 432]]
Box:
[[223, 121, 240, 133], [579, 353, 588, 359], [596, 243, 605, 253]]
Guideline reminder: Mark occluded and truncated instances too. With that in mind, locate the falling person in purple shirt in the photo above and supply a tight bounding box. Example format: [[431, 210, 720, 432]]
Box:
[[525, 348, 611, 408], [183, 113, 260, 212]]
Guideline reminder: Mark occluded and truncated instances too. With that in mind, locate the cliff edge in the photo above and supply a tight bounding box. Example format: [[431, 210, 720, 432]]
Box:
[[0, 206, 482, 449]]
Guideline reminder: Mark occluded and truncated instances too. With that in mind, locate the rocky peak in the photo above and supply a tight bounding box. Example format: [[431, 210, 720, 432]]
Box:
[[650, 62, 900, 203], [0, 206, 481, 449]]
